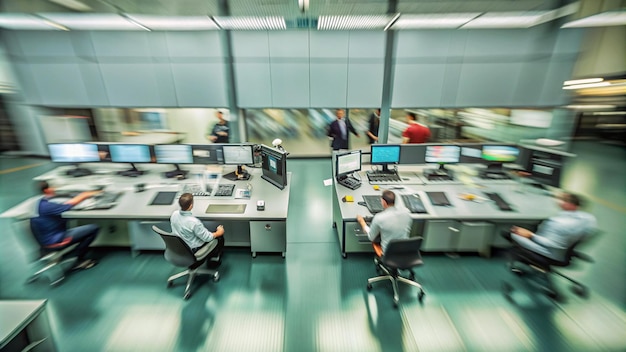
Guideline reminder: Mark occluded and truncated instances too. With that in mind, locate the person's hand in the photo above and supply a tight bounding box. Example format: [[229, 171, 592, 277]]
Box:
[[214, 225, 225, 237], [208, 135, 217, 142], [82, 190, 102, 198], [511, 226, 533, 238], [356, 215, 365, 227]]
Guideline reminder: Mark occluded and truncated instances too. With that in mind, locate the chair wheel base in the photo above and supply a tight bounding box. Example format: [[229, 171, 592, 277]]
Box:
[[366, 283, 372, 291], [183, 292, 191, 300], [213, 272, 220, 282], [418, 290, 425, 302], [167, 281, 173, 288]]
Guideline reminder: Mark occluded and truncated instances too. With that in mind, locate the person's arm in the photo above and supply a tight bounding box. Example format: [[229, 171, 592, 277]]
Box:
[[366, 131, 378, 142], [347, 120, 360, 137], [65, 190, 102, 206], [401, 128, 410, 144], [356, 215, 370, 236], [511, 225, 559, 248]]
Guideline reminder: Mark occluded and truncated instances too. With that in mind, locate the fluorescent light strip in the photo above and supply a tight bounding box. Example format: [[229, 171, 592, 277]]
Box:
[[592, 111, 626, 116], [392, 13, 480, 29], [213, 16, 286, 30], [562, 82, 611, 90], [564, 78, 604, 86], [129, 15, 219, 30], [562, 11, 626, 28], [565, 105, 616, 109], [461, 11, 546, 28], [384, 13, 401, 31], [318, 15, 391, 30], [121, 14, 150, 31]]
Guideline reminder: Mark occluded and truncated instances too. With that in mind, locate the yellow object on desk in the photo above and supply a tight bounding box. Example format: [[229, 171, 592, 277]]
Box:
[[373, 185, 380, 190], [459, 193, 477, 201]]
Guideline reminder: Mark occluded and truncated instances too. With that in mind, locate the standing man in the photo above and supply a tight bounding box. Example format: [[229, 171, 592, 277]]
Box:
[[208, 110, 230, 143], [402, 112, 431, 144], [30, 181, 102, 270], [366, 109, 381, 144], [328, 108, 360, 151], [170, 193, 225, 268], [356, 190, 412, 257]]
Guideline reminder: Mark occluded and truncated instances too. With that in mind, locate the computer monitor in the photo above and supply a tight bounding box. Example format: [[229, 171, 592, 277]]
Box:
[[260, 145, 288, 190], [222, 144, 254, 181], [459, 144, 484, 164], [191, 144, 224, 164], [154, 144, 193, 178], [481, 145, 520, 172], [399, 144, 426, 165], [336, 150, 361, 178], [48, 143, 100, 177], [425, 144, 460, 174], [523, 147, 564, 187], [370, 144, 400, 173], [109, 144, 152, 176]]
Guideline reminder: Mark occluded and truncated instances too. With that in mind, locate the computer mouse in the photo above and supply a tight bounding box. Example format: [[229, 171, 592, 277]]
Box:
[[357, 201, 367, 206]]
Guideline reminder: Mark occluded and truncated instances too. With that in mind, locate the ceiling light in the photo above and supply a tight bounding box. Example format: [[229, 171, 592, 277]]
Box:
[[383, 13, 401, 31], [317, 15, 392, 30], [42, 13, 140, 30], [128, 15, 219, 30], [592, 111, 626, 116], [564, 78, 604, 86], [120, 14, 150, 31], [461, 12, 547, 28], [213, 16, 286, 30], [563, 82, 611, 90], [392, 13, 480, 29], [48, 0, 91, 12], [0, 13, 62, 30], [565, 105, 616, 109], [562, 11, 626, 28]]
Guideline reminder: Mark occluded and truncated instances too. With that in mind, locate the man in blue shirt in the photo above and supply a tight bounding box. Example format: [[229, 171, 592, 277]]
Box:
[[30, 181, 102, 270], [170, 193, 225, 267]]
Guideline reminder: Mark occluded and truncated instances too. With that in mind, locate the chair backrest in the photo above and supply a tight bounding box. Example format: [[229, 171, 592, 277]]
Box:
[[382, 237, 424, 269], [152, 225, 197, 268], [560, 229, 599, 265], [11, 218, 42, 263]]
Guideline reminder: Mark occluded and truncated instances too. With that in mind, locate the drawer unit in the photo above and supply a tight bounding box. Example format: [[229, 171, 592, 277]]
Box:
[[250, 221, 286, 258]]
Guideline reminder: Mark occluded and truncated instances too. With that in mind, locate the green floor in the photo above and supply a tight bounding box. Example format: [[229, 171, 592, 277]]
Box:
[[1, 140, 625, 352]]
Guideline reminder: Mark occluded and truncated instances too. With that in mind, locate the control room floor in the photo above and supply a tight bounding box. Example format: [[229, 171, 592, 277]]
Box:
[[1, 140, 624, 352]]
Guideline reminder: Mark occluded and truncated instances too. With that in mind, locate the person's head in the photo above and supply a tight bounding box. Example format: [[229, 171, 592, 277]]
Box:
[[406, 112, 417, 122], [336, 109, 345, 120], [375, 109, 381, 117], [381, 190, 396, 208], [216, 110, 225, 123], [37, 180, 54, 196], [557, 192, 582, 211], [178, 193, 194, 211]]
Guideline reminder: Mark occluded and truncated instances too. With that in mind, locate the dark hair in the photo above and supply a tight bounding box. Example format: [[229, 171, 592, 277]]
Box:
[[38, 180, 50, 193], [407, 112, 417, 120], [381, 190, 396, 206], [562, 192, 582, 207], [179, 193, 194, 210]]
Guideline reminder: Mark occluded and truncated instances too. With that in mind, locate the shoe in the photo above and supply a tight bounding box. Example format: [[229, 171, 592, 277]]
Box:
[[72, 258, 97, 270], [206, 256, 222, 269]]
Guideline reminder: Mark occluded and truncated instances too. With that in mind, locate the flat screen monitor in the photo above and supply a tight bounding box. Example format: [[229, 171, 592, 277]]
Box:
[[371, 144, 400, 165], [459, 144, 484, 164], [191, 144, 224, 164], [260, 145, 288, 190], [109, 144, 152, 163], [48, 143, 100, 163], [481, 145, 519, 163], [222, 145, 254, 165], [154, 144, 193, 164], [425, 145, 460, 164], [399, 144, 426, 165], [336, 150, 361, 178]]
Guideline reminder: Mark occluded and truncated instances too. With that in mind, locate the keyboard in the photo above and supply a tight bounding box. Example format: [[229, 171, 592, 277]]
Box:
[[481, 172, 511, 180], [337, 176, 361, 190], [367, 171, 401, 183], [484, 192, 513, 211], [208, 184, 235, 197], [75, 191, 123, 210], [182, 183, 210, 197], [362, 195, 384, 214], [401, 194, 427, 213]]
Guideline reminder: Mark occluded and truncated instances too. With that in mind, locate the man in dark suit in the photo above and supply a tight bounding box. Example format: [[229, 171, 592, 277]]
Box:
[[327, 109, 360, 150]]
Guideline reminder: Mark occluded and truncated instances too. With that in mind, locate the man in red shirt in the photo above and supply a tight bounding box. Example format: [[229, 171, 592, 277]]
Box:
[[402, 112, 431, 144]]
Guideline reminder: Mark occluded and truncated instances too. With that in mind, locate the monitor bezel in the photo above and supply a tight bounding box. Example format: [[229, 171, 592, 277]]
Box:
[[424, 144, 461, 164], [480, 144, 520, 163], [108, 144, 153, 164], [370, 144, 401, 165], [154, 144, 194, 165], [47, 143, 101, 163], [335, 149, 362, 178], [222, 144, 254, 165]]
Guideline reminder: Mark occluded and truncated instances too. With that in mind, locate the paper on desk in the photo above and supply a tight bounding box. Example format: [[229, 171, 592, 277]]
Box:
[[323, 178, 332, 186]]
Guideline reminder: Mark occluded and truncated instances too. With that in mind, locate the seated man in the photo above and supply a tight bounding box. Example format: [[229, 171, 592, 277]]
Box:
[[356, 190, 412, 257], [30, 181, 102, 270], [170, 193, 224, 268], [507, 192, 597, 262]]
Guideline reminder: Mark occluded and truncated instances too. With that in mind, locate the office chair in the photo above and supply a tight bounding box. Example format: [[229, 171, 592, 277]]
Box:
[[503, 231, 598, 301], [366, 237, 426, 307], [152, 225, 220, 300], [11, 217, 79, 286]]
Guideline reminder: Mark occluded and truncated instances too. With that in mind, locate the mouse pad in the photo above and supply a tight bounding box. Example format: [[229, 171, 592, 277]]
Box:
[[205, 204, 247, 214], [150, 191, 178, 206]]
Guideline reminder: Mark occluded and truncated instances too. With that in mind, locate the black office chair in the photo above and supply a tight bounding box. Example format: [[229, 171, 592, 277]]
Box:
[[152, 225, 220, 300], [11, 217, 79, 286], [503, 231, 598, 300], [366, 237, 426, 307]]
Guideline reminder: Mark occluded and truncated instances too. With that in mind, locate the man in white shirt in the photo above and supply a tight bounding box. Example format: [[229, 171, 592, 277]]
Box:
[[170, 193, 225, 267]]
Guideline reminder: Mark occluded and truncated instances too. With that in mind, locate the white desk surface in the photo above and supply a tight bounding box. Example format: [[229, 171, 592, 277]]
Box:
[[0, 300, 47, 349]]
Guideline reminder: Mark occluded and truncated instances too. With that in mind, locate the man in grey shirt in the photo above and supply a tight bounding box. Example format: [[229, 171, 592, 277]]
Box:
[[357, 190, 412, 257]]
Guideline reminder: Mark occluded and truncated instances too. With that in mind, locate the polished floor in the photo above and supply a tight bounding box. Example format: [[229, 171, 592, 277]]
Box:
[[1, 140, 625, 352]]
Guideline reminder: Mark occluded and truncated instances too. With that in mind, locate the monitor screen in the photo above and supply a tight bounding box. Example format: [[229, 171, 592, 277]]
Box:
[[191, 144, 224, 164], [109, 144, 152, 163], [222, 145, 254, 165], [154, 144, 193, 164], [261, 145, 287, 190], [399, 144, 426, 165], [336, 150, 361, 177], [425, 145, 460, 163], [48, 143, 100, 163], [481, 145, 519, 163], [371, 144, 400, 165], [459, 144, 484, 164]]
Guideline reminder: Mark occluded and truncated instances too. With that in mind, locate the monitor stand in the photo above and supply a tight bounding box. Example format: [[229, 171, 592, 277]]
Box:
[[164, 164, 189, 179], [481, 163, 510, 179], [223, 165, 250, 181], [425, 164, 453, 181], [117, 163, 145, 177], [66, 164, 93, 177]]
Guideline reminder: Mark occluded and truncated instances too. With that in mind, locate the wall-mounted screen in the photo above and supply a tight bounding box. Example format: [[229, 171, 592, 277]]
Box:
[[154, 144, 193, 164], [109, 144, 152, 163], [222, 144, 254, 165], [481, 145, 519, 163], [336, 150, 361, 178], [371, 144, 400, 165], [191, 144, 224, 164], [425, 145, 460, 164], [260, 145, 287, 190], [48, 143, 100, 163]]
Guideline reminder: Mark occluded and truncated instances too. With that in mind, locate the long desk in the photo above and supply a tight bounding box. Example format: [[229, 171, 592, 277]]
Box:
[[0, 300, 56, 352], [2, 164, 291, 258], [333, 164, 559, 258]]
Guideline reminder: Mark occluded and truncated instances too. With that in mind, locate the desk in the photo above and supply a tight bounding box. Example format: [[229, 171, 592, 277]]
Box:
[[2, 164, 291, 258], [333, 165, 558, 257], [0, 300, 56, 352]]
